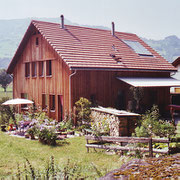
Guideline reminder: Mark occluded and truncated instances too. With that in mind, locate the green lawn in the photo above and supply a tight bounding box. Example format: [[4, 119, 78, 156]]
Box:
[[0, 85, 12, 99], [0, 132, 131, 178]]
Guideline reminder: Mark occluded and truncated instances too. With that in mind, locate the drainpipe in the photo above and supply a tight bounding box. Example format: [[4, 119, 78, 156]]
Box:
[[69, 70, 77, 112]]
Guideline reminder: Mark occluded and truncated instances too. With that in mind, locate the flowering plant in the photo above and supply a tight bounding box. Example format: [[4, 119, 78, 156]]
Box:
[[37, 126, 57, 146]]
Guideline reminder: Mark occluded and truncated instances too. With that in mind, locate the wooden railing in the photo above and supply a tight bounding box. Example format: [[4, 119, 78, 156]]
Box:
[[85, 135, 170, 157]]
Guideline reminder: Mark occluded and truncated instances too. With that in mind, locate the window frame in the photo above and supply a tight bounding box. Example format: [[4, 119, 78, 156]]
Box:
[[25, 62, 30, 78], [36, 37, 39, 46], [42, 94, 48, 110], [39, 61, 44, 77], [46, 60, 52, 77], [49, 94, 55, 111], [21, 93, 28, 108], [32, 62, 37, 77]]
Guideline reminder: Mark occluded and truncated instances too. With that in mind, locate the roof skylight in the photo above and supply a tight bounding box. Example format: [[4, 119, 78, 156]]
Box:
[[122, 40, 153, 56]]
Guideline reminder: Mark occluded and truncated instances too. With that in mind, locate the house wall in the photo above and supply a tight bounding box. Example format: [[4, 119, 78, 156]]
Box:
[[71, 70, 170, 114], [171, 64, 180, 93], [13, 28, 71, 120]]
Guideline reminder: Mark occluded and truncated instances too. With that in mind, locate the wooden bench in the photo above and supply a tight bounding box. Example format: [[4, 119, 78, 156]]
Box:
[[85, 135, 170, 157]]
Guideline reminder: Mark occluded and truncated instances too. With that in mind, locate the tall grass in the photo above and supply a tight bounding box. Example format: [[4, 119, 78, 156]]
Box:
[[0, 132, 131, 178]]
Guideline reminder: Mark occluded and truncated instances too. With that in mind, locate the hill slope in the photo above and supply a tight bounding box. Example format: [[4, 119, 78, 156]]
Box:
[[0, 18, 179, 69]]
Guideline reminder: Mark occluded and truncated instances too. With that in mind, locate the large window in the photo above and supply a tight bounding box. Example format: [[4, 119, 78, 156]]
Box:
[[32, 62, 37, 77], [42, 94, 48, 110], [39, 61, 44, 77], [25, 63, 30, 77], [46, 60, 52, 76], [49, 95, 55, 111]]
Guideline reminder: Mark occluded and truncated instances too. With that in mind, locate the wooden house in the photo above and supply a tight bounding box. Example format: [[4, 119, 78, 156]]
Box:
[[7, 15, 180, 120]]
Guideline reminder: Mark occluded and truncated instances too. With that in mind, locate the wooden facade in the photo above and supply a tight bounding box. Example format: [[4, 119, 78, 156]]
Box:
[[8, 20, 176, 121], [71, 70, 170, 115], [13, 27, 71, 120]]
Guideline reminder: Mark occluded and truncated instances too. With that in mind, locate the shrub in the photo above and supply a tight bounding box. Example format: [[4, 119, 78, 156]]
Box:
[[26, 126, 38, 139], [0, 97, 15, 125], [75, 97, 92, 125], [37, 126, 57, 146], [133, 105, 176, 138], [17, 111, 58, 145]]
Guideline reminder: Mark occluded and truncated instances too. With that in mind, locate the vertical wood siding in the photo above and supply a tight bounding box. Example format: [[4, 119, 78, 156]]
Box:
[[13, 29, 70, 120]]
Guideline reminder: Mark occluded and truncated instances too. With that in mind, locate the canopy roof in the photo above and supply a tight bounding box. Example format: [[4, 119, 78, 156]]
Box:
[[117, 77, 180, 87]]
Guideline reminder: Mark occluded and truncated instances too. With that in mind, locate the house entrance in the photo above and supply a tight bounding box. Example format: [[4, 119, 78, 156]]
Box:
[[115, 90, 125, 110], [58, 95, 63, 121]]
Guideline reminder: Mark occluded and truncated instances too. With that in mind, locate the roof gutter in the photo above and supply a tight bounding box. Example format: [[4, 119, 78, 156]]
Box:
[[70, 67, 177, 73], [69, 70, 77, 112]]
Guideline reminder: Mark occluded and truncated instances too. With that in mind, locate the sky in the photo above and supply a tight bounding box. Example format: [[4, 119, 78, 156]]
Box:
[[0, 0, 180, 40]]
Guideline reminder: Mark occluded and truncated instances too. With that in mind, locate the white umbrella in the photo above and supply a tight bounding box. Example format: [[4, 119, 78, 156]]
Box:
[[2, 98, 34, 105], [2, 98, 34, 113]]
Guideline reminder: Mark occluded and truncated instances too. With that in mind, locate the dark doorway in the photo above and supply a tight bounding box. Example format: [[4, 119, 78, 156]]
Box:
[[115, 90, 125, 110], [149, 89, 158, 107], [58, 95, 63, 121]]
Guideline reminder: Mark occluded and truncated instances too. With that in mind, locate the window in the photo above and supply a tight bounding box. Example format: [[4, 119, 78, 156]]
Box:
[[36, 37, 39, 46], [122, 40, 153, 56], [49, 95, 55, 111], [32, 62, 37, 77], [46, 60, 52, 76], [39, 61, 44, 77], [21, 93, 28, 99], [42, 94, 48, 110], [21, 93, 28, 108], [25, 63, 30, 77]]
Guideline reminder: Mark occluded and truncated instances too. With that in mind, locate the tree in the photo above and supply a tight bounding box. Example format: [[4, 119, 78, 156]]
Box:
[[75, 97, 91, 125], [133, 105, 176, 138], [0, 69, 12, 92], [130, 86, 144, 113]]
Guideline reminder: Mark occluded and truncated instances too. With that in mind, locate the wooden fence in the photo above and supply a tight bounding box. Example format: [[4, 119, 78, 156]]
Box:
[[85, 135, 170, 157]]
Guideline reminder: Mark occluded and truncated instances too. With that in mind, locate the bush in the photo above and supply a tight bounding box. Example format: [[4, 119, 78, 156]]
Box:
[[37, 126, 57, 146], [26, 126, 38, 139], [133, 105, 176, 138], [17, 111, 58, 145], [75, 97, 91, 125], [0, 97, 15, 125]]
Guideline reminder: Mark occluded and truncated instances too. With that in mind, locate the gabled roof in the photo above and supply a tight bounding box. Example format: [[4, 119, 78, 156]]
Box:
[[7, 20, 176, 73]]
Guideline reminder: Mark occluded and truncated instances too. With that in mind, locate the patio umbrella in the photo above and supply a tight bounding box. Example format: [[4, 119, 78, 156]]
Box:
[[2, 98, 34, 113]]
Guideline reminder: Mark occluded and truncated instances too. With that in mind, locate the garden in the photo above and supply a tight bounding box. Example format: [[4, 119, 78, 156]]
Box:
[[0, 93, 179, 179]]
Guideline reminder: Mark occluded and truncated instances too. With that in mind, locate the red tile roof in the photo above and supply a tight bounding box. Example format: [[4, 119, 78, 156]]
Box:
[[7, 20, 176, 73]]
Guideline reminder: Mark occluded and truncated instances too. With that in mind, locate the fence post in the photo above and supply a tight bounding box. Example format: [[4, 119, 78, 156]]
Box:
[[149, 138, 153, 157], [86, 138, 89, 153]]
